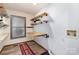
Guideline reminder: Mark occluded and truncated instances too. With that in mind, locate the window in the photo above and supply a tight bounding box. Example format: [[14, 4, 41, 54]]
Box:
[[10, 15, 26, 39]]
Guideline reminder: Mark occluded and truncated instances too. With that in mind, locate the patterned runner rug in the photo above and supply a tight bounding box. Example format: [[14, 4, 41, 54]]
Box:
[[0, 40, 48, 55]]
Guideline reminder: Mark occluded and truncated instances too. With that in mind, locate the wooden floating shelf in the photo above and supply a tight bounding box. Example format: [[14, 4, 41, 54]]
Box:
[[27, 32, 49, 38], [31, 12, 48, 21]]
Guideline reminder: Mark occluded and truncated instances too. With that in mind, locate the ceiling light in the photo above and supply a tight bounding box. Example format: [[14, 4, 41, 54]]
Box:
[[33, 3, 37, 5]]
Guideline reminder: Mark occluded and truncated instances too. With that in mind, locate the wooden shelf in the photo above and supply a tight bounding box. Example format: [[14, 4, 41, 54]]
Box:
[[27, 32, 49, 38], [30, 12, 48, 26], [31, 12, 48, 21], [27, 32, 45, 37]]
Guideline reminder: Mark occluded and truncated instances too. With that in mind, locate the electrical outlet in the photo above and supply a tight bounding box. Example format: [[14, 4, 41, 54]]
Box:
[[67, 30, 76, 37]]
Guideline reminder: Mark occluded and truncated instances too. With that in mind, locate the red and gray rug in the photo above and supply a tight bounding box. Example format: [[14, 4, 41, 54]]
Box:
[[0, 40, 48, 55]]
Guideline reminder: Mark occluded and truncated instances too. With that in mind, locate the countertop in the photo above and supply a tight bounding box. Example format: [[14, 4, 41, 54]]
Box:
[[0, 33, 9, 43]]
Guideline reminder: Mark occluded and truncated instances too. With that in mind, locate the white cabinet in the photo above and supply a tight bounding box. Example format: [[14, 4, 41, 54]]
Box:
[[0, 27, 9, 51], [0, 34, 8, 51]]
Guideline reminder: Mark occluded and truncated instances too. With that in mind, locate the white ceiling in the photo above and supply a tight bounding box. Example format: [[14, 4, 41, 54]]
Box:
[[2, 3, 49, 15]]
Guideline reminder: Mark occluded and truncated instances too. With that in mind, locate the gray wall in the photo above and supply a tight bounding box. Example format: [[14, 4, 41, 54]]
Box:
[[34, 3, 79, 55]]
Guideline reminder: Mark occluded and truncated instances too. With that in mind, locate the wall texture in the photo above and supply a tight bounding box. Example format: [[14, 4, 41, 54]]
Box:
[[34, 3, 79, 55]]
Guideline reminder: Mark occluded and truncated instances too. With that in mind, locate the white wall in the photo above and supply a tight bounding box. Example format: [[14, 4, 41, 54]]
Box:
[[34, 21, 53, 50], [2, 9, 34, 45], [34, 3, 79, 55]]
